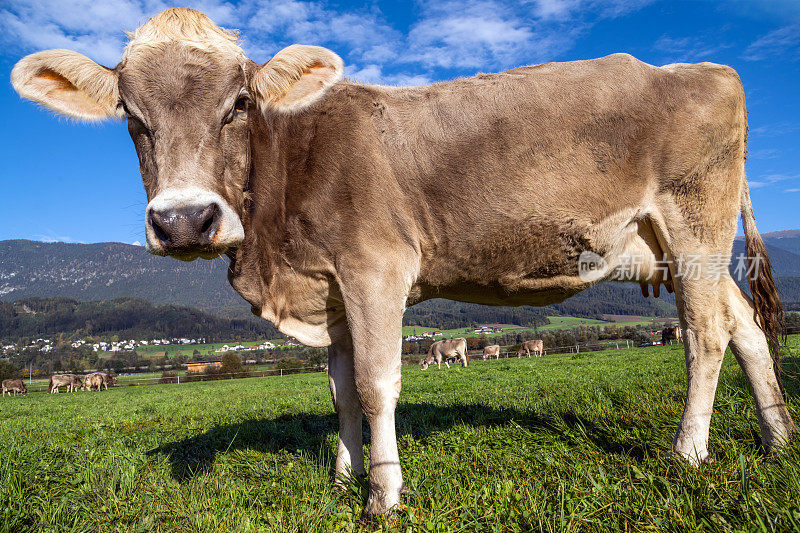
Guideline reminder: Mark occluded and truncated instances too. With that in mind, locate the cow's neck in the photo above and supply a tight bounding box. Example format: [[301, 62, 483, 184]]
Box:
[[226, 108, 344, 346]]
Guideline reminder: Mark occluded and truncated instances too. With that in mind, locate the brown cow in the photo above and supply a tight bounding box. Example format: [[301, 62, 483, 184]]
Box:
[[517, 340, 544, 358], [2, 379, 27, 397], [85, 372, 116, 391], [421, 338, 469, 370], [49, 374, 77, 393], [482, 345, 501, 360], [11, 8, 794, 515]]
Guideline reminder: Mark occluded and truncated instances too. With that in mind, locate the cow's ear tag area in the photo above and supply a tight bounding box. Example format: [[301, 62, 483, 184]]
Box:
[[11, 49, 121, 121], [250, 45, 343, 114]]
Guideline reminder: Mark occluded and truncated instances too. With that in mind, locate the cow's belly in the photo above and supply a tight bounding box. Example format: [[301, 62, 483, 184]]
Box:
[[413, 206, 666, 307]]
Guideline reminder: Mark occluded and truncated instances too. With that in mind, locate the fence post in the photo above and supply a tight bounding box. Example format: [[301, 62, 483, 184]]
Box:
[[576, 345, 579, 353], [280, 369, 283, 377], [615, 343, 619, 349], [177, 375, 180, 384]]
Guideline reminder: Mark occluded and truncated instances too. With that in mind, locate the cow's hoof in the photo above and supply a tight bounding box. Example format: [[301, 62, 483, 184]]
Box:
[[666, 447, 711, 466], [364, 485, 401, 517]]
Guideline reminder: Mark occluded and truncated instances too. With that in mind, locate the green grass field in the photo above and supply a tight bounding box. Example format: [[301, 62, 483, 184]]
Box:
[[2, 338, 799, 531]]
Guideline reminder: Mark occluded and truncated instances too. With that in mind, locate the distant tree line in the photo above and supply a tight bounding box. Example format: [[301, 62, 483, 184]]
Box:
[[0, 297, 281, 342], [404, 299, 550, 329]]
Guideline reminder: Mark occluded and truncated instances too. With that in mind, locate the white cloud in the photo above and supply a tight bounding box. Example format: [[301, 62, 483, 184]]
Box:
[[743, 24, 800, 61], [33, 232, 80, 243], [750, 122, 800, 138], [404, 1, 576, 71], [1, 0, 653, 82], [402, 0, 653, 74], [748, 173, 800, 190], [748, 148, 781, 160], [652, 34, 731, 63], [347, 63, 431, 86], [785, 188, 800, 193]]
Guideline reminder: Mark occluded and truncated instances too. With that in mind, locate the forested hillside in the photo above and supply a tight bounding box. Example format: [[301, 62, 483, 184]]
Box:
[[0, 297, 280, 341]]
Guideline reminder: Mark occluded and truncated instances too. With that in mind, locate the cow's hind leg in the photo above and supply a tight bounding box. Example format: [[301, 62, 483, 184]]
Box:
[[725, 279, 795, 451], [328, 334, 367, 486], [671, 276, 731, 465]]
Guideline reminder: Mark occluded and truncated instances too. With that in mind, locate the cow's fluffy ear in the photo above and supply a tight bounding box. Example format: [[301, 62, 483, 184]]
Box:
[[250, 45, 343, 114], [11, 49, 121, 121]]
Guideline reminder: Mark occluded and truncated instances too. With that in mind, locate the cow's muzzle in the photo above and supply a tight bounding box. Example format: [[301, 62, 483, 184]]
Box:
[[145, 188, 244, 260], [150, 203, 220, 248]]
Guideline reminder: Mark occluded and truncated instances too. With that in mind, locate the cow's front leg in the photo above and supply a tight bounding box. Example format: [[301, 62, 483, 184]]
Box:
[[328, 334, 366, 485], [341, 272, 407, 517]]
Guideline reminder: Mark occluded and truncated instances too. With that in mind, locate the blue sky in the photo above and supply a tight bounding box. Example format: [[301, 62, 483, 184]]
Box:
[[1, 0, 799, 244]]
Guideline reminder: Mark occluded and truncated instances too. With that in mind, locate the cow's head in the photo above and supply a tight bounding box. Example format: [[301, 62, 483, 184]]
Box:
[[11, 8, 343, 261]]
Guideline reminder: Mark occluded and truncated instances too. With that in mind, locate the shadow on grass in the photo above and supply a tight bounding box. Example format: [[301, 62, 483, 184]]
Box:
[[150, 357, 800, 483], [148, 402, 660, 482]]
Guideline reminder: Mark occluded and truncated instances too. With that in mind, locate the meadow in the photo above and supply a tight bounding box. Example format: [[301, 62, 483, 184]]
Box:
[[1, 338, 799, 532]]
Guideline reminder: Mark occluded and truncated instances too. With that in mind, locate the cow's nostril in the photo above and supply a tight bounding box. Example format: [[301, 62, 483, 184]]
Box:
[[149, 212, 170, 244], [199, 204, 219, 235]]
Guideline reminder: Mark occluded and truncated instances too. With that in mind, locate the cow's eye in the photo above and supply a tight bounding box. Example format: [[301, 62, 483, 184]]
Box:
[[234, 97, 247, 113], [225, 97, 248, 125]]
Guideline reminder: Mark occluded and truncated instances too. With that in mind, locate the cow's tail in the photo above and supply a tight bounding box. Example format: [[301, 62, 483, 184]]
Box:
[[740, 183, 785, 389], [47, 378, 53, 393]]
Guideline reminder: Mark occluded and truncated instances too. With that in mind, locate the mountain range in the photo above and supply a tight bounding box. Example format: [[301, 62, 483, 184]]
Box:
[[1, 233, 798, 329]]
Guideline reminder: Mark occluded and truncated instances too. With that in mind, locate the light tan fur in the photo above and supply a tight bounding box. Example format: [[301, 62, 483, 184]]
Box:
[[421, 338, 469, 370], [123, 8, 244, 63], [84, 372, 115, 391], [482, 344, 501, 360], [517, 339, 543, 357]]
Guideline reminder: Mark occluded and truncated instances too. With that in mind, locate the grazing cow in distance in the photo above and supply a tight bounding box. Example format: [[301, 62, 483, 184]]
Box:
[[85, 372, 116, 391], [49, 374, 77, 393], [11, 7, 794, 515], [482, 345, 501, 360], [2, 379, 27, 397], [662, 326, 683, 344], [421, 338, 469, 370], [517, 340, 544, 358], [70, 375, 85, 391]]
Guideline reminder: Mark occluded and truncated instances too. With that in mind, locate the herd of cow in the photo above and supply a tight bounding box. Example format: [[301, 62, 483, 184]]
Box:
[[48, 372, 117, 393], [420, 338, 545, 370], [0, 372, 117, 397]]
